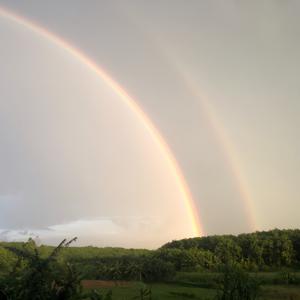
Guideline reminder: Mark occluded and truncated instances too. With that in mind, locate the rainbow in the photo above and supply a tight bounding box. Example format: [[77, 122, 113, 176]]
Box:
[[114, 17, 258, 232], [179, 70, 257, 231], [141, 34, 258, 231], [0, 6, 203, 236]]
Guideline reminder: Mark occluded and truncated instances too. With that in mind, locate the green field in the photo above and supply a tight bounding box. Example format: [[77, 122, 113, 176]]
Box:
[[87, 282, 215, 299], [82, 271, 300, 300], [85, 281, 300, 300]]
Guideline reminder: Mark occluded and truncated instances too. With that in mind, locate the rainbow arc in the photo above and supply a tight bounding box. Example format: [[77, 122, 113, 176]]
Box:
[[0, 6, 203, 237]]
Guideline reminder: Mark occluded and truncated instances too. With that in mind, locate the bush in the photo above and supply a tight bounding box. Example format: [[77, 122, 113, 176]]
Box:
[[216, 264, 261, 300], [141, 257, 175, 282], [273, 271, 300, 285], [0, 238, 85, 300]]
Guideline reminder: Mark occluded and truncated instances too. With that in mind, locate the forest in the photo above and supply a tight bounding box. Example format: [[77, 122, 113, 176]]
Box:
[[1, 229, 300, 299]]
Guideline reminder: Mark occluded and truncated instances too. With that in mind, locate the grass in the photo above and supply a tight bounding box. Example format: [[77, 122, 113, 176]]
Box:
[[86, 283, 300, 299], [172, 271, 220, 288], [147, 283, 216, 299], [260, 285, 300, 299], [83, 271, 300, 299], [84, 281, 216, 299]]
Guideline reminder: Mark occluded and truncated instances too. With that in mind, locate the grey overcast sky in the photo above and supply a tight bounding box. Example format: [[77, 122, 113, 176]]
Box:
[[0, 0, 299, 248]]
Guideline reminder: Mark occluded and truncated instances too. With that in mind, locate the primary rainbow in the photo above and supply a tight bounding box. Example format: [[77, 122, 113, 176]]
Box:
[[0, 6, 203, 236]]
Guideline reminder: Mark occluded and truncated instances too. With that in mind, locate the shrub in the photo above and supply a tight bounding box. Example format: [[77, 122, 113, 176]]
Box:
[[141, 257, 175, 282], [216, 264, 261, 300]]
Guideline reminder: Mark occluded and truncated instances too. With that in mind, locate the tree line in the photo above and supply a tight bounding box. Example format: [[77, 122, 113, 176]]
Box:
[[60, 229, 300, 278], [162, 229, 299, 271], [1, 229, 300, 282]]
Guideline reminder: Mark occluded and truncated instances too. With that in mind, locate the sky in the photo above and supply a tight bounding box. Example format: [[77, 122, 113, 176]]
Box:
[[0, 0, 299, 248]]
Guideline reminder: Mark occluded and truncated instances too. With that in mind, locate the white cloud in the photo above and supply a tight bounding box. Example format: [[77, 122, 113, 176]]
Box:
[[0, 217, 167, 248]]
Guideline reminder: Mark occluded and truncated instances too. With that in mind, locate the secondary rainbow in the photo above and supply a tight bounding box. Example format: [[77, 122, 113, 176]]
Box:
[[0, 6, 203, 236], [177, 69, 257, 231], [149, 39, 258, 232]]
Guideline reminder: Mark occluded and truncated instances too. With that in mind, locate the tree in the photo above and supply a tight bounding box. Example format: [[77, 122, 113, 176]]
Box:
[[215, 238, 241, 265], [217, 264, 260, 300], [0, 238, 83, 300], [141, 257, 175, 282]]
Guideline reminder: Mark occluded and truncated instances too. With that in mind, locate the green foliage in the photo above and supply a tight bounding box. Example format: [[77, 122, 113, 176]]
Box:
[[216, 264, 261, 300], [0, 228, 300, 299], [141, 256, 175, 282], [162, 229, 297, 271], [215, 238, 241, 265], [273, 270, 300, 285], [0, 239, 172, 299], [153, 248, 217, 271], [1, 229, 298, 282], [0, 247, 17, 275], [0, 237, 83, 300]]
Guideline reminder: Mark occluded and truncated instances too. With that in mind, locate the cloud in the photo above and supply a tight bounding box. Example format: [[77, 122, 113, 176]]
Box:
[[0, 229, 38, 242], [0, 217, 166, 248], [0, 218, 119, 242]]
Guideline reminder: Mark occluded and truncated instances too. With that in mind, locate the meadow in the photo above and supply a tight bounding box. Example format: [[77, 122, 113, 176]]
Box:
[[82, 281, 300, 300], [78, 270, 300, 299]]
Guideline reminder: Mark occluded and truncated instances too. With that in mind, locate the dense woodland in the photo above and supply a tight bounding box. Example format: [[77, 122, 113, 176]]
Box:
[[162, 229, 299, 270], [0, 229, 300, 299]]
